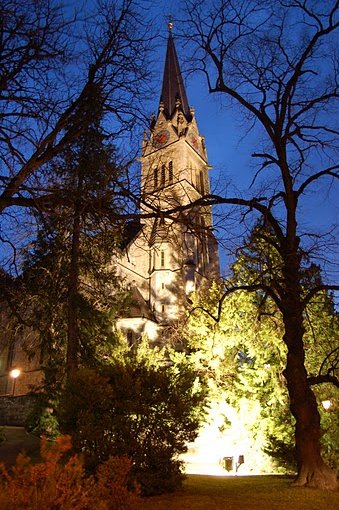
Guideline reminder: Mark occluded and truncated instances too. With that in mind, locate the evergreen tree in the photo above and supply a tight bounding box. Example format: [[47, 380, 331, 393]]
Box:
[[59, 339, 207, 495], [181, 224, 338, 472], [20, 84, 130, 390]]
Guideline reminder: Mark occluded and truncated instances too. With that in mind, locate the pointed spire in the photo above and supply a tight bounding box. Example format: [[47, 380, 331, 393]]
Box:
[[160, 24, 191, 120]]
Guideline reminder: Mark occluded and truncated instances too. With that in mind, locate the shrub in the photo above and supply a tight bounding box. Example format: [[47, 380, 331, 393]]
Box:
[[0, 435, 139, 510], [59, 345, 207, 495], [25, 381, 61, 439]]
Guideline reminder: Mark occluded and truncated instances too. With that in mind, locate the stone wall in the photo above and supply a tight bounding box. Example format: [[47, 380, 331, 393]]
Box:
[[0, 395, 36, 426]]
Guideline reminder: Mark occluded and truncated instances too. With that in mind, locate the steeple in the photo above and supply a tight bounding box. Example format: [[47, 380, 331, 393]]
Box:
[[160, 24, 191, 120]]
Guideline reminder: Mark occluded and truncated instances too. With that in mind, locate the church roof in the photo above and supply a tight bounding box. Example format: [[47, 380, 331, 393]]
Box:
[[120, 219, 142, 250], [160, 29, 191, 120]]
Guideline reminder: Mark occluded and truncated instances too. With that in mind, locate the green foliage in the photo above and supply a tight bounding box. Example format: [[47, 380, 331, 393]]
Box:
[[15, 84, 129, 382], [181, 225, 339, 473], [25, 392, 60, 440], [59, 342, 207, 495], [313, 385, 339, 471], [185, 285, 294, 472]]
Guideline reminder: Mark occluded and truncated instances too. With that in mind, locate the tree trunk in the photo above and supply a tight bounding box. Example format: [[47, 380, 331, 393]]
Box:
[[282, 255, 338, 491], [66, 172, 83, 374], [66, 210, 80, 373]]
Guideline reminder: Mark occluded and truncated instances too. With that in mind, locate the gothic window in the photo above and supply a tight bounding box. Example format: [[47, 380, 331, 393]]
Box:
[[168, 161, 173, 183], [201, 217, 209, 268], [202, 244, 207, 271], [154, 167, 158, 189], [161, 164, 166, 186], [127, 330, 133, 345], [199, 170, 205, 195]]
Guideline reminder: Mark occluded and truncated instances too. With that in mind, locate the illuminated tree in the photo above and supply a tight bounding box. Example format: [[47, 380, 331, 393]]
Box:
[[180, 0, 339, 489], [183, 223, 339, 477]]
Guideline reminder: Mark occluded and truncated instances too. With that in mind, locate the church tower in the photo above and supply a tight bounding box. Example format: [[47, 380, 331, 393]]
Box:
[[117, 25, 219, 340]]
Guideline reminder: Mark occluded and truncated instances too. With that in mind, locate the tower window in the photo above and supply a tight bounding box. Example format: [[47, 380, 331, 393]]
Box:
[[161, 304, 165, 313], [161, 164, 166, 186], [160, 250, 165, 267], [199, 170, 205, 195], [168, 161, 173, 183], [154, 168, 158, 189]]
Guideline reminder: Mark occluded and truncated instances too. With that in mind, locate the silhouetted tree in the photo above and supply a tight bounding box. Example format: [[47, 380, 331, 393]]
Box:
[[0, 0, 153, 215], [21, 84, 129, 377]]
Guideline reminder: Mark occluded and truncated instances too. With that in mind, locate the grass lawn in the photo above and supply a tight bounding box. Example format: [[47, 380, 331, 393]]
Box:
[[134, 474, 339, 510]]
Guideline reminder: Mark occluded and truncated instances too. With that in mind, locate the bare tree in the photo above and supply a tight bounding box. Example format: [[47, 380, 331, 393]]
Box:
[[180, 0, 339, 490], [0, 0, 154, 215]]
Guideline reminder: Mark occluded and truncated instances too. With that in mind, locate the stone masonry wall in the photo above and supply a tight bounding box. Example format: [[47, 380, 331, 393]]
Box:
[[0, 395, 37, 426]]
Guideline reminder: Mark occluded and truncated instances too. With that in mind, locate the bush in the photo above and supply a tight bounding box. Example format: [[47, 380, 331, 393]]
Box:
[[26, 402, 60, 439], [0, 435, 139, 510], [59, 345, 207, 495]]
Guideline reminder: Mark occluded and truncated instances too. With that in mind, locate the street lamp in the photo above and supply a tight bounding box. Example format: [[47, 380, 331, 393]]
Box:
[[9, 368, 21, 396]]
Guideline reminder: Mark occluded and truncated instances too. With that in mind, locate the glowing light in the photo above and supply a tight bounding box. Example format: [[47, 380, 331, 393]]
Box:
[[322, 400, 331, 410], [9, 368, 21, 379], [182, 398, 276, 476]]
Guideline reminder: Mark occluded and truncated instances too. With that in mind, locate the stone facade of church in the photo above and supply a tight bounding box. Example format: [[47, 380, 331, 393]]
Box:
[[116, 29, 219, 341]]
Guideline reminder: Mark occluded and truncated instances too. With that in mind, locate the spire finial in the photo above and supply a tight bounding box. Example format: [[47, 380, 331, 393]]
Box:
[[167, 15, 173, 32]]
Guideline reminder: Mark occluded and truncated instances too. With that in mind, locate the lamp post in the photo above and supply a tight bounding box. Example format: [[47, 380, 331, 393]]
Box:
[[9, 368, 21, 396]]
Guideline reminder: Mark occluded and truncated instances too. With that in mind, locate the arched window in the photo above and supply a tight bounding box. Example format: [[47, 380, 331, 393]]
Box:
[[154, 168, 158, 189], [199, 170, 205, 195], [161, 164, 166, 186], [168, 161, 173, 183]]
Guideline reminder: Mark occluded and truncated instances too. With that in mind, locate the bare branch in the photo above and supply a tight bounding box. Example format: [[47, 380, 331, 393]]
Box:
[[297, 166, 339, 196], [307, 374, 339, 388]]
